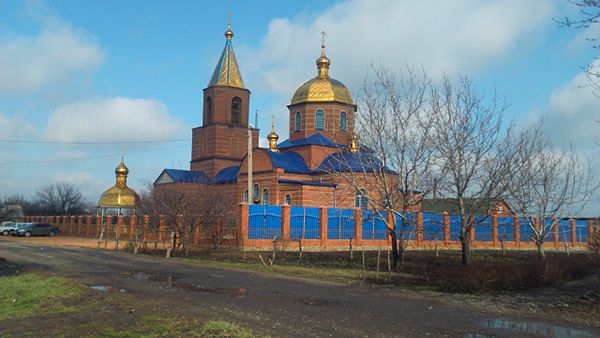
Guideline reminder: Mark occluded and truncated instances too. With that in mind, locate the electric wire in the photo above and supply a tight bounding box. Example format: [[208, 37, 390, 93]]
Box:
[[0, 138, 191, 145]]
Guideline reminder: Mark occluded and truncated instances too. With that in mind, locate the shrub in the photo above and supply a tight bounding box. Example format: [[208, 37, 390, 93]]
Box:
[[588, 225, 600, 254]]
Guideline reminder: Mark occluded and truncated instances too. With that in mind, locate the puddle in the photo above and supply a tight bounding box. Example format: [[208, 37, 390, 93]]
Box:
[[481, 318, 596, 337], [89, 285, 127, 293], [173, 282, 247, 297]]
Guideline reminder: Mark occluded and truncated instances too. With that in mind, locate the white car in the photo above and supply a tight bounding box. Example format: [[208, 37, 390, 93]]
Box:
[[0, 221, 17, 236]]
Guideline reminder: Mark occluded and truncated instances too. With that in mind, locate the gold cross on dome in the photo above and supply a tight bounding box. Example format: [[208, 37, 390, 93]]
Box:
[[320, 30, 326, 47], [227, 12, 232, 26]]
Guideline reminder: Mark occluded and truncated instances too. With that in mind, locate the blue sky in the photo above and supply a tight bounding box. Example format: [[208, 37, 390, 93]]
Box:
[[0, 0, 598, 214]]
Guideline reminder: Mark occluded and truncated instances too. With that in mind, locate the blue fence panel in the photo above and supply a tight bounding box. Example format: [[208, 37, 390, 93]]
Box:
[[422, 213, 443, 241], [290, 206, 320, 240], [362, 210, 387, 240], [248, 205, 282, 239], [327, 208, 355, 239], [575, 220, 588, 242], [497, 217, 514, 241], [449, 215, 461, 241], [395, 212, 416, 240], [475, 216, 493, 241], [557, 219, 572, 242], [519, 218, 535, 242]]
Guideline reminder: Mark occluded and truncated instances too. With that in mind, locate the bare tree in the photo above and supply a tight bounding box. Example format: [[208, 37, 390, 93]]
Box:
[[196, 188, 233, 250], [506, 119, 598, 261], [557, 1, 600, 96], [430, 76, 514, 266], [34, 182, 87, 215], [325, 65, 439, 269]]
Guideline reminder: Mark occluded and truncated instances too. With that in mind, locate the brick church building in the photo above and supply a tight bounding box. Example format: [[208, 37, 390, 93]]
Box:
[[154, 24, 385, 210]]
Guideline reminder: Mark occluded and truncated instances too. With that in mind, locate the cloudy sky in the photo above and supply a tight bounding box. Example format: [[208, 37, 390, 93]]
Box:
[[0, 0, 598, 214]]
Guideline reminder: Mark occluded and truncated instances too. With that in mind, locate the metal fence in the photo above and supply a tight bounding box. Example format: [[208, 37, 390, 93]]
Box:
[[327, 208, 355, 239], [248, 205, 282, 239], [290, 206, 320, 240]]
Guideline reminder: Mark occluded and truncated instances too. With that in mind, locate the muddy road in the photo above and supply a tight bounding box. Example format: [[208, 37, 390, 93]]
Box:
[[1, 240, 598, 337]]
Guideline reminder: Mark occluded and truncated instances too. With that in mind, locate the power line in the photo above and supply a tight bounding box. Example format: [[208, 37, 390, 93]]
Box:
[[0, 138, 191, 145], [0, 143, 191, 165]]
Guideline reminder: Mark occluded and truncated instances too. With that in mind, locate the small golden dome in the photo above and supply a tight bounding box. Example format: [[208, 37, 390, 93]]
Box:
[[290, 32, 353, 106], [115, 159, 129, 176], [225, 23, 233, 41], [267, 114, 279, 152], [98, 156, 140, 208]]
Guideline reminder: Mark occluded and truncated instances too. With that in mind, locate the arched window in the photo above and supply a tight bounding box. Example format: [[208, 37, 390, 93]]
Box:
[[315, 110, 324, 130], [206, 97, 212, 123], [285, 194, 292, 205], [231, 97, 242, 126], [295, 112, 301, 132], [262, 189, 269, 206], [253, 183, 260, 204], [355, 190, 368, 210], [340, 111, 347, 130], [243, 190, 248, 203]]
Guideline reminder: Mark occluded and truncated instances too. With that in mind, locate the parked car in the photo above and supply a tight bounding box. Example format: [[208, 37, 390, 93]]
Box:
[[0, 221, 16, 236], [13, 223, 59, 237]]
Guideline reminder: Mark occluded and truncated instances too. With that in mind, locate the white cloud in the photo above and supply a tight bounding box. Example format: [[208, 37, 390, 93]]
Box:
[[0, 113, 36, 139], [0, 12, 104, 94], [43, 97, 187, 142], [239, 0, 554, 100], [537, 61, 600, 153]]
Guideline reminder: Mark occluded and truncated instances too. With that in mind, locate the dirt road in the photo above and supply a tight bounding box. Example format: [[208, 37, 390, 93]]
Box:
[[1, 239, 598, 337]]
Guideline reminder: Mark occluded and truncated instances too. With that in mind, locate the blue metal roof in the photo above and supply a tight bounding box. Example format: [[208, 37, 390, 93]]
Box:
[[163, 169, 210, 183], [278, 179, 337, 187], [214, 166, 239, 184], [278, 134, 338, 149], [266, 150, 310, 174], [316, 151, 393, 173]]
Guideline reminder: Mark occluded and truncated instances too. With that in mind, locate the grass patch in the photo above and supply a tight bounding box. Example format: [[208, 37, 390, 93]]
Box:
[[0, 272, 85, 320], [97, 316, 263, 338]]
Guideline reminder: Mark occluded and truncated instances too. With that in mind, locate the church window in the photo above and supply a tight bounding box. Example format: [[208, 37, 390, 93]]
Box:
[[340, 112, 347, 130], [253, 183, 260, 204], [206, 97, 212, 123], [262, 189, 269, 205], [231, 97, 242, 126], [285, 194, 292, 205], [295, 112, 301, 131], [355, 190, 368, 210], [316, 110, 324, 130], [243, 190, 248, 203]]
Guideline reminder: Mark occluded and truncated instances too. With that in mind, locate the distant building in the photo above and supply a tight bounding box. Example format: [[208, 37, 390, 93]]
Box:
[[0, 204, 24, 222], [421, 198, 514, 217], [154, 24, 386, 211]]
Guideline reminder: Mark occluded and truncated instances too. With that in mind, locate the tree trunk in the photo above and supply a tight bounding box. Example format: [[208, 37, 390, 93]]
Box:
[[389, 229, 400, 269], [537, 241, 546, 262], [398, 244, 406, 271], [460, 235, 471, 266]]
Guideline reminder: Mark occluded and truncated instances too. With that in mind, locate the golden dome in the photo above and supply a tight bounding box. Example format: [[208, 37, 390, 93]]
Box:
[[97, 185, 141, 209], [290, 32, 353, 106], [98, 157, 140, 208], [115, 159, 129, 176], [267, 114, 279, 152]]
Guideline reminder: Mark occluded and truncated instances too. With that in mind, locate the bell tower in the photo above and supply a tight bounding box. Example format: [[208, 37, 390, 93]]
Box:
[[191, 23, 259, 176]]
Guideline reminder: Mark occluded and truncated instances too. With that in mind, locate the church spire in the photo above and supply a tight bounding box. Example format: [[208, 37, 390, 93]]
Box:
[[207, 19, 245, 89], [316, 30, 331, 78]]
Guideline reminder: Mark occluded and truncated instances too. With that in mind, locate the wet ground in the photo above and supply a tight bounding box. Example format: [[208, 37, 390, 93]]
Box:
[[0, 238, 599, 337]]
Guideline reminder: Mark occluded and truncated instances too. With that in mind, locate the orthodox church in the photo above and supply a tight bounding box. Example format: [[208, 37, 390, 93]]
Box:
[[154, 23, 384, 210]]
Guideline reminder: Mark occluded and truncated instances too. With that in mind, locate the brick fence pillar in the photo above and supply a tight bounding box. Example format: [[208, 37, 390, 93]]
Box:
[[106, 215, 113, 238], [492, 215, 499, 247], [77, 215, 84, 236], [193, 224, 200, 245], [117, 214, 124, 240], [319, 207, 328, 246], [238, 204, 249, 249], [143, 215, 150, 241], [158, 215, 165, 242], [443, 212, 450, 245], [553, 218, 559, 247], [416, 211, 424, 246], [281, 204, 290, 241], [86, 215, 93, 237], [354, 208, 362, 247], [95, 215, 102, 237], [70, 216, 77, 235], [588, 220, 594, 243], [129, 215, 137, 240], [570, 218, 576, 246], [514, 217, 520, 247]]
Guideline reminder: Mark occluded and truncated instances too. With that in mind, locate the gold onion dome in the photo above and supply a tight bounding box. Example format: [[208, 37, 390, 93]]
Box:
[[97, 157, 141, 208], [267, 114, 279, 152], [290, 31, 353, 105]]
